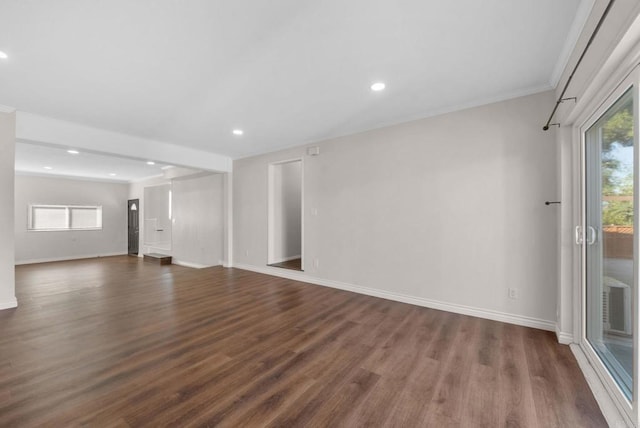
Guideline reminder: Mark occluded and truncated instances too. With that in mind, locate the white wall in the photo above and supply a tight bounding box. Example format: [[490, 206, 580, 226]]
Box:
[[172, 173, 224, 267], [0, 112, 16, 309], [14, 175, 128, 264], [271, 160, 302, 262], [143, 184, 172, 250], [233, 90, 558, 329], [128, 173, 224, 267]]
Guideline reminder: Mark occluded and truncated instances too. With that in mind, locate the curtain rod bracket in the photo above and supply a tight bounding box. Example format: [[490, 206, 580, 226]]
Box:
[[542, 123, 560, 131], [545, 201, 561, 206], [561, 97, 577, 103], [542, 0, 615, 131]]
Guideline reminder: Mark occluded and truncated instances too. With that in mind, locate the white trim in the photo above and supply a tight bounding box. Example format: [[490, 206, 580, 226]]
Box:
[[233, 263, 555, 332], [571, 344, 632, 428], [223, 172, 233, 268], [556, 328, 574, 345], [564, 10, 640, 128], [15, 252, 127, 265], [171, 259, 219, 269], [574, 70, 639, 424], [0, 298, 18, 310], [267, 158, 304, 268], [549, 0, 596, 88]]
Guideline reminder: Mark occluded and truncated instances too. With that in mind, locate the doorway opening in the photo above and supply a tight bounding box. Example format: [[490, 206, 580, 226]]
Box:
[[268, 159, 303, 271], [128, 199, 139, 256]]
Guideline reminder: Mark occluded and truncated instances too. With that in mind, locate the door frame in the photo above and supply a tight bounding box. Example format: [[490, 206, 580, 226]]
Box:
[[267, 158, 304, 270], [576, 70, 639, 425], [128, 198, 140, 256]]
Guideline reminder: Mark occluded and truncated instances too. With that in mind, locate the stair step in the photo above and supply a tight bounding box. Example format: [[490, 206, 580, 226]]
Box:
[[143, 253, 172, 265]]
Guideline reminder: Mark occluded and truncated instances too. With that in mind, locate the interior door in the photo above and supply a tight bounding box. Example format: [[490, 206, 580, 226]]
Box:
[[128, 199, 139, 256], [584, 86, 635, 401]]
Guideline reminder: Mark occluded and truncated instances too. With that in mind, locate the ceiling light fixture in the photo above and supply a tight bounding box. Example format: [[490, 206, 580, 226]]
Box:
[[67, 149, 79, 155], [371, 82, 386, 92], [232, 129, 244, 136], [43, 166, 53, 170], [109, 173, 117, 176], [0, 51, 7, 59], [146, 161, 155, 165]]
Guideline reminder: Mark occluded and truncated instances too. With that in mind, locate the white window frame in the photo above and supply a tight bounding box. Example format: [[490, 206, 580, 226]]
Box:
[[577, 72, 638, 426], [570, 63, 640, 427], [28, 204, 103, 231]]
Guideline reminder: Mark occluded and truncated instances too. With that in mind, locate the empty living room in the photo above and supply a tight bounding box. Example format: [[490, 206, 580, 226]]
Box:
[[2, 0, 640, 426]]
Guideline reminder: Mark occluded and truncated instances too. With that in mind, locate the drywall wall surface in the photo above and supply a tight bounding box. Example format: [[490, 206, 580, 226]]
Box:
[[0, 112, 16, 309], [143, 184, 172, 250], [271, 161, 302, 262], [14, 175, 128, 264], [233, 90, 558, 325], [171, 173, 224, 267]]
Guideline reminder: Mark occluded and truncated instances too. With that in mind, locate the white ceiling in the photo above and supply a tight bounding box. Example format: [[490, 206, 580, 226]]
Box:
[[15, 142, 167, 183], [1, 0, 587, 163]]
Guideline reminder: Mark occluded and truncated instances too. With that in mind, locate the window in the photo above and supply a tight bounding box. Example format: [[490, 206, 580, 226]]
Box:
[[28, 205, 103, 231], [584, 87, 635, 401]]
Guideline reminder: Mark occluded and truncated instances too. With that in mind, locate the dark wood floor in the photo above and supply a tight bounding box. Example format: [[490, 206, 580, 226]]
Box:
[[269, 258, 302, 271], [0, 256, 606, 427]]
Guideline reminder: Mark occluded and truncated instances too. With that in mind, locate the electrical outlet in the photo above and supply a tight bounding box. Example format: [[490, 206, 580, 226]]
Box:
[[508, 288, 518, 299]]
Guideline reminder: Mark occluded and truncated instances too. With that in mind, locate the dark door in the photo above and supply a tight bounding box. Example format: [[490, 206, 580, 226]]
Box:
[[128, 199, 139, 255]]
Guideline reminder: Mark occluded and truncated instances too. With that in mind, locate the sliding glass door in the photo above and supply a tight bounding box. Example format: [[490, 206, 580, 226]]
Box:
[[584, 85, 636, 407]]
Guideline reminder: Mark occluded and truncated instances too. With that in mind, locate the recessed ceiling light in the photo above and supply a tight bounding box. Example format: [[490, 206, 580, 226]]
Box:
[[43, 166, 53, 170], [371, 82, 386, 92], [0, 51, 7, 60], [109, 173, 117, 176], [232, 129, 244, 136], [146, 161, 155, 165], [67, 149, 79, 155]]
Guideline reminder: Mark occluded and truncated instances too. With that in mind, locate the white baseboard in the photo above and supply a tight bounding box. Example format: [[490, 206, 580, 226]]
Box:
[[15, 252, 128, 265], [556, 328, 574, 345], [233, 263, 556, 332], [570, 344, 631, 428], [0, 298, 17, 310], [172, 259, 219, 269]]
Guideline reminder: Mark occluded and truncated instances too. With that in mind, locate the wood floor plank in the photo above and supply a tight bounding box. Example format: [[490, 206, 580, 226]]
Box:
[[0, 256, 607, 427], [498, 324, 538, 427]]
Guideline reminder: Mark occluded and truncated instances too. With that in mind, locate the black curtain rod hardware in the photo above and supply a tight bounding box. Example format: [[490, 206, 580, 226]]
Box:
[[545, 201, 561, 206], [561, 97, 577, 103], [543, 0, 615, 131]]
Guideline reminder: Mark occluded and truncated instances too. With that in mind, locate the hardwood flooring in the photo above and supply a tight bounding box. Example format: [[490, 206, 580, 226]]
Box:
[[269, 258, 302, 271], [0, 256, 606, 427]]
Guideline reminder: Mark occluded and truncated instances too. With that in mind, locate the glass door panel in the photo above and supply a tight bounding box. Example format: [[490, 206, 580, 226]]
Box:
[[585, 87, 635, 400]]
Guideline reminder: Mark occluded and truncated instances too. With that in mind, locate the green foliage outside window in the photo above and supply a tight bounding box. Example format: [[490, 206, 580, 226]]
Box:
[[601, 100, 634, 226]]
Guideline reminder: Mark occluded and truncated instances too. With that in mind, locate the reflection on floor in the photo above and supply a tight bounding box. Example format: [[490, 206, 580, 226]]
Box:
[[269, 258, 302, 271]]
